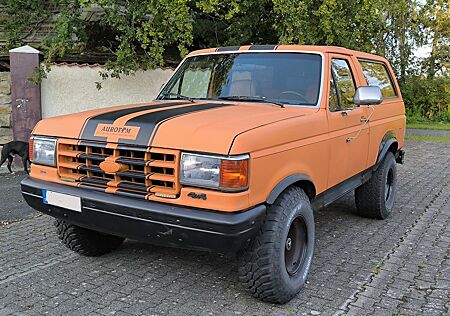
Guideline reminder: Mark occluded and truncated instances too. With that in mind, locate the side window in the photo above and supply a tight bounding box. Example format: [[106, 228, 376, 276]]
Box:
[[331, 59, 356, 111], [359, 60, 397, 98]]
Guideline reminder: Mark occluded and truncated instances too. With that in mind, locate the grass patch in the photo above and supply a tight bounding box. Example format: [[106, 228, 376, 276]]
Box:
[[406, 113, 450, 130], [406, 122, 450, 130], [371, 262, 385, 275], [405, 134, 450, 142]]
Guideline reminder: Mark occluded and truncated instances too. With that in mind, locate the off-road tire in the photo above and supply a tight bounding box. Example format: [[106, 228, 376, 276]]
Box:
[[237, 187, 315, 304], [355, 151, 397, 219], [55, 220, 124, 256]]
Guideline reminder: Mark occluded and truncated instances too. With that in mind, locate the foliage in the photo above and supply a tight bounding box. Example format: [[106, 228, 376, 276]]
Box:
[[0, 0, 55, 49], [86, 0, 193, 80], [420, 0, 450, 77], [1, 0, 425, 77], [0, 0, 448, 119], [1, 0, 194, 81], [406, 121, 450, 131], [401, 75, 450, 121], [193, 0, 278, 47], [273, 0, 387, 53]]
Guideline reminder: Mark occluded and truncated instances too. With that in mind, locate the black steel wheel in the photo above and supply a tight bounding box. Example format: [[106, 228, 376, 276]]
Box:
[[285, 217, 308, 276]]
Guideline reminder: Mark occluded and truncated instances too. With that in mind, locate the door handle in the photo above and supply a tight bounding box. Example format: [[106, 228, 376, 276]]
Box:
[[360, 117, 369, 123]]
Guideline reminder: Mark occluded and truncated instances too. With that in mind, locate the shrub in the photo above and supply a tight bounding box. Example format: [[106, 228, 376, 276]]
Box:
[[401, 75, 450, 122]]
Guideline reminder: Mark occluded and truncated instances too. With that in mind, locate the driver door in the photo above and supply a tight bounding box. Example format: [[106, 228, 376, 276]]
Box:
[[327, 55, 370, 188]]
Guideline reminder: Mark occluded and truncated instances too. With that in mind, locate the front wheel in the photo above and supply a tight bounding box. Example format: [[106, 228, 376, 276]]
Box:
[[355, 151, 398, 219], [237, 187, 315, 304], [55, 220, 125, 256]]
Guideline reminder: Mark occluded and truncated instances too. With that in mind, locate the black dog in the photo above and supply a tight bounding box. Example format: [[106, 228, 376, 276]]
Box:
[[0, 141, 30, 174]]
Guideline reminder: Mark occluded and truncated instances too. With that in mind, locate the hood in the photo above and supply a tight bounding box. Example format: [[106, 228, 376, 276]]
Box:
[[33, 100, 316, 154]]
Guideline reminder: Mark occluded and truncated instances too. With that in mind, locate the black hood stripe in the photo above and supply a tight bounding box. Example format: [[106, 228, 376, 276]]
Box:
[[80, 101, 186, 141], [124, 103, 232, 146]]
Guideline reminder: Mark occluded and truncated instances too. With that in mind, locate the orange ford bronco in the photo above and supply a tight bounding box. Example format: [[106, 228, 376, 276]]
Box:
[[22, 45, 405, 303]]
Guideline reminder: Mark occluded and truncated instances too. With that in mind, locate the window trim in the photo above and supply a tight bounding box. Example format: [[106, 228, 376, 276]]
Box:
[[329, 70, 341, 112], [357, 58, 398, 99], [329, 58, 357, 112]]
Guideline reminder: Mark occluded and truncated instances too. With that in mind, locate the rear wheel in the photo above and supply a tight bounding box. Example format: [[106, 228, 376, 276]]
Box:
[[237, 187, 315, 304], [355, 151, 398, 219], [55, 220, 124, 256]]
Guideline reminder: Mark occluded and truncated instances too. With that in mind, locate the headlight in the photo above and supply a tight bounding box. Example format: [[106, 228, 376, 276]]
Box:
[[30, 136, 57, 167], [180, 153, 249, 191]]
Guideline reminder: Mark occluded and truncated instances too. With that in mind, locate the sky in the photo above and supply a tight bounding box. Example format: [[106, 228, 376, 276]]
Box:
[[415, 45, 432, 59]]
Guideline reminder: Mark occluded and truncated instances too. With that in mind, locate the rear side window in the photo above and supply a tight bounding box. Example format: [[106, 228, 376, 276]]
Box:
[[359, 60, 397, 98]]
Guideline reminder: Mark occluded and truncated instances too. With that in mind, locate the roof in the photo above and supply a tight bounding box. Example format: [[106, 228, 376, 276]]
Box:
[[9, 45, 42, 54], [188, 45, 385, 61], [50, 62, 105, 68]]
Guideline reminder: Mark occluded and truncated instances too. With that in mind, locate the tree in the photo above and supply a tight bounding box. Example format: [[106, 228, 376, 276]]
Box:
[[193, 0, 278, 48], [383, 0, 423, 83], [421, 0, 450, 78], [272, 0, 387, 53], [1, 0, 194, 80], [0, 0, 437, 83]]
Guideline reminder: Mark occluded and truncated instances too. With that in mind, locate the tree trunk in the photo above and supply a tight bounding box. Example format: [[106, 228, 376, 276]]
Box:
[[427, 3, 441, 79]]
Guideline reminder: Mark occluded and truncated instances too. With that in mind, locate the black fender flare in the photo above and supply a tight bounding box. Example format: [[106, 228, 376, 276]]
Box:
[[266, 174, 315, 204], [375, 132, 398, 170]]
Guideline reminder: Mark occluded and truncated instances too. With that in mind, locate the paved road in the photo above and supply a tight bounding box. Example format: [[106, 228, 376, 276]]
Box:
[[0, 141, 449, 316], [0, 171, 35, 223], [406, 128, 450, 137]]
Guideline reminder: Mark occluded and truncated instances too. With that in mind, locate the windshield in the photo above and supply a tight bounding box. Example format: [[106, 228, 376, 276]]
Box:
[[158, 52, 322, 106]]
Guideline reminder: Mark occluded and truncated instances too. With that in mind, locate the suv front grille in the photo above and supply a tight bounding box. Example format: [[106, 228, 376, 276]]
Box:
[[57, 140, 180, 199]]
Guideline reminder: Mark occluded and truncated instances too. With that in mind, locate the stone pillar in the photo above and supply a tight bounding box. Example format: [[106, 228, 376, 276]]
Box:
[[9, 45, 43, 143]]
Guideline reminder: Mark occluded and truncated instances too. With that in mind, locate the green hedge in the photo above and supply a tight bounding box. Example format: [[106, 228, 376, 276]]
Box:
[[401, 75, 450, 123]]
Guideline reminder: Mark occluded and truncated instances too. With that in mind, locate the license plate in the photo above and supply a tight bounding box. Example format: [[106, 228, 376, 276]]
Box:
[[42, 190, 82, 212]]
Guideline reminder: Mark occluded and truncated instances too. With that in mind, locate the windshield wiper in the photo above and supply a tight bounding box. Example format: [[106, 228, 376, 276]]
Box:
[[217, 96, 285, 108], [164, 92, 196, 103]]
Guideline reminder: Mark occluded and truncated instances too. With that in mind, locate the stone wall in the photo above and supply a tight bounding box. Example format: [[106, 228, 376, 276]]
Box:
[[0, 71, 12, 143]]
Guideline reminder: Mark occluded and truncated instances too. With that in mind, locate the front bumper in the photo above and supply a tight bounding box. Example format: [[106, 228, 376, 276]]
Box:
[[21, 177, 266, 252]]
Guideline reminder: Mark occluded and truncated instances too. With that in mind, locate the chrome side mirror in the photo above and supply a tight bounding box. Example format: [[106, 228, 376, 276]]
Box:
[[353, 86, 383, 106]]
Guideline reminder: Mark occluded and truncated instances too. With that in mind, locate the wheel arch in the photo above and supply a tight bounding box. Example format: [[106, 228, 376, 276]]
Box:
[[375, 132, 398, 167], [266, 174, 316, 204]]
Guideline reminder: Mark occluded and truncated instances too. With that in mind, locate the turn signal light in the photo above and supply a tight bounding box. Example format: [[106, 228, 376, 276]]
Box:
[[29, 137, 34, 162], [220, 159, 249, 190]]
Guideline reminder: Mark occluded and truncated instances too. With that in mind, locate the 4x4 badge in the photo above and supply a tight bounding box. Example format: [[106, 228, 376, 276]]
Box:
[[187, 192, 207, 200]]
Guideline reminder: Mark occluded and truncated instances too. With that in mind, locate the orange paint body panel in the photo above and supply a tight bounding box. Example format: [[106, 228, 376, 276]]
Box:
[[33, 102, 164, 139], [29, 45, 405, 213], [22, 45, 408, 305]]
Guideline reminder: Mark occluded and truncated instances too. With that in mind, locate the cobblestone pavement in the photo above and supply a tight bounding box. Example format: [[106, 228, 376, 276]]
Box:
[[0, 171, 35, 223], [0, 141, 449, 316]]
